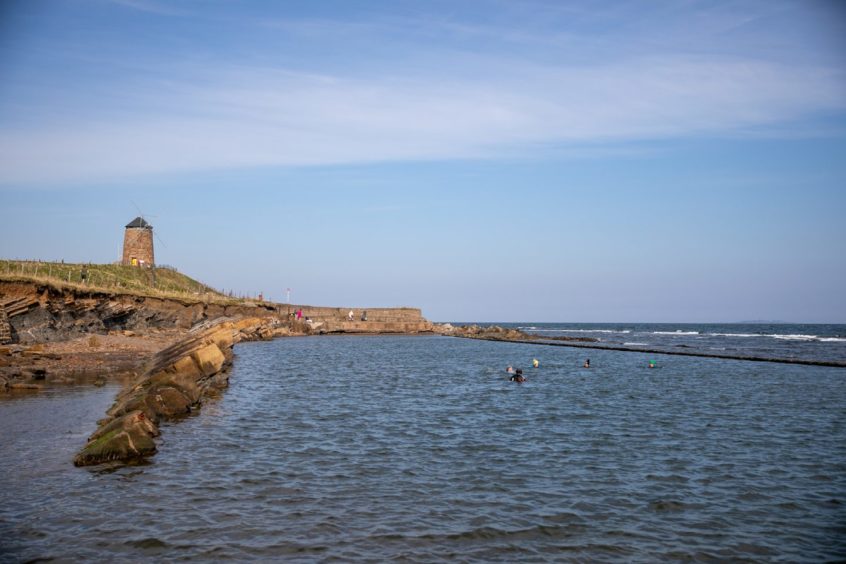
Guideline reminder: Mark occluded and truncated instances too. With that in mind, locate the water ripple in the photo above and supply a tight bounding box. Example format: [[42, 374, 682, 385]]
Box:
[[1, 335, 845, 562]]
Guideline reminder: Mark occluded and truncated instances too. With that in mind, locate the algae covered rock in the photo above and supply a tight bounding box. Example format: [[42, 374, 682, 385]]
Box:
[[73, 317, 271, 466], [74, 410, 159, 467]]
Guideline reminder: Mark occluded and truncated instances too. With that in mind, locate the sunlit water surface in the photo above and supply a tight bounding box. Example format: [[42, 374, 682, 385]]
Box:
[[1, 335, 845, 562]]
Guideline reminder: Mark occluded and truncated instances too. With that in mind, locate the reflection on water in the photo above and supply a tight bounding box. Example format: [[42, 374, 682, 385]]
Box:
[[1, 335, 845, 562]]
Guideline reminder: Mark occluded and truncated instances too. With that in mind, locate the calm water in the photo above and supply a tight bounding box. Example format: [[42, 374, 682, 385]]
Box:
[[1, 334, 845, 562]]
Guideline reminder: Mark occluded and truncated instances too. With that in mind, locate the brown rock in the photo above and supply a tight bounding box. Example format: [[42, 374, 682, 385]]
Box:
[[10, 382, 42, 390], [191, 343, 226, 377], [74, 410, 158, 466], [145, 385, 194, 418], [148, 362, 202, 404], [22, 367, 47, 380]]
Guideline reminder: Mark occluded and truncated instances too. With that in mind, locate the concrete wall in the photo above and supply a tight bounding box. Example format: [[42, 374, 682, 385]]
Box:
[[279, 305, 425, 323], [313, 320, 433, 334], [122, 228, 155, 266], [276, 305, 431, 333]]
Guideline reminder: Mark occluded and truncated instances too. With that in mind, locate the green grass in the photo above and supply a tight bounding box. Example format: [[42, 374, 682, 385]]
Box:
[[0, 259, 251, 305]]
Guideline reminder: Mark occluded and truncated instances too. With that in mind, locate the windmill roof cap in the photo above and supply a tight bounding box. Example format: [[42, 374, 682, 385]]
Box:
[[126, 217, 152, 229]]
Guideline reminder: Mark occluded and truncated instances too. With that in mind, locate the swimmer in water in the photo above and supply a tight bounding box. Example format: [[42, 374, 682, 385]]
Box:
[[648, 360, 656, 368], [510, 368, 525, 382], [584, 359, 590, 368], [506, 365, 514, 373], [532, 358, 539, 368]]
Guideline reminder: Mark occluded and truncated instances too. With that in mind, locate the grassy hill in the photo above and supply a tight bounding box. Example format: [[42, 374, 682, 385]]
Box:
[[0, 259, 244, 303]]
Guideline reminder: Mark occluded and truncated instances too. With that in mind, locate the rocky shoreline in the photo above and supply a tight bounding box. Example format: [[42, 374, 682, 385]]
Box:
[[1, 279, 433, 466]]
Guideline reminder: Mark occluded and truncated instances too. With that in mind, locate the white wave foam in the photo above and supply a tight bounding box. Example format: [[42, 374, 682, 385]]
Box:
[[708, 332, 845, 342], [708, 332, 759, 338], [772, 334, 818, 341], [521, 328, 843, 343], [623, 342, 649, 346]]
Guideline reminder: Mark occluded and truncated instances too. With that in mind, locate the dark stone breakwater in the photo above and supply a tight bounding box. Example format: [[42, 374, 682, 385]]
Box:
[[438, 324, 846, 368]]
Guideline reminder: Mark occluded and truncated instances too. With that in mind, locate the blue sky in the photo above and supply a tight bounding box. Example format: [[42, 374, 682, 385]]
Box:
[[1, 0, 845, 322]]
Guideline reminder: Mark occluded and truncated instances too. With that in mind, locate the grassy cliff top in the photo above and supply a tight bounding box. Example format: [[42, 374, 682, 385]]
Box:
[[0, 259, 248, 304]]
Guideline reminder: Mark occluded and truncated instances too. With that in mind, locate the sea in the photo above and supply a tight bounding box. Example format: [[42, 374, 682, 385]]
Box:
[[1, 323, 844, 562], [505, 322, 846, 365]]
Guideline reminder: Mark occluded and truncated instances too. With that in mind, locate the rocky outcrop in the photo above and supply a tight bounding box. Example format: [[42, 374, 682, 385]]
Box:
[[435, 323, 598, 343], [72, 410, 159, 466], [0, 307, 11, 344], [73, 317, 272, 466], [435, 323, 529, 340]]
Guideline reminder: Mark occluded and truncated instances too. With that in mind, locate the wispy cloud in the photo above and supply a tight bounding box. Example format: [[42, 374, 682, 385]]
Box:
[[1, 1, 844, 185], [105, 0, 186, 16], [2, 53, 843, 184]]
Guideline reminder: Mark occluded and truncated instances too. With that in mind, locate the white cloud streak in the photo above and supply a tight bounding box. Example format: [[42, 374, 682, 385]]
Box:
[[1, 53, 844, 184], [105, 0, 186, 16]]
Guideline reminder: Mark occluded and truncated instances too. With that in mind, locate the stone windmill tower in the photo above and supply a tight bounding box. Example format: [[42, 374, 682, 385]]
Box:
[[121, 217, 155, 267]]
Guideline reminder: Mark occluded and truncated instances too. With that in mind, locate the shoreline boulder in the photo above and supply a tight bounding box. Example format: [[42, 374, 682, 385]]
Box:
[[74, 410, 158, 466]]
